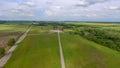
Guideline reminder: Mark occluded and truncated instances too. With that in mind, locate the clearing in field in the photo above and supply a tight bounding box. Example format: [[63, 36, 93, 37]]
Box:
[[4, 26, 61, 68]]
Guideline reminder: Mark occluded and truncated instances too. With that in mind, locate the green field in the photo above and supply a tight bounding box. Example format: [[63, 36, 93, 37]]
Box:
[[0, 24, 29, 33], [0, 24, 29, 37], [61, 33, 120, 68], [4, 26, 61, 68], [2, 22, 120, 68]]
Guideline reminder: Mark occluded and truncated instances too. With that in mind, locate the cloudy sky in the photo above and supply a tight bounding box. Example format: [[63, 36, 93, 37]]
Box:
[[0, 0, 120, 21]]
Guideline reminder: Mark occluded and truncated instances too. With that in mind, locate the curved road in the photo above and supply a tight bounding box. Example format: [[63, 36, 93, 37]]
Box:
[[0, 26, 32, 68]]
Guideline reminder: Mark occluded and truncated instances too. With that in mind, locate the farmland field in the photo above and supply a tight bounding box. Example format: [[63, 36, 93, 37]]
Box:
[[4, 26, 61, 68], [1, 22, 120, 68], [0, 23, 28, 58]]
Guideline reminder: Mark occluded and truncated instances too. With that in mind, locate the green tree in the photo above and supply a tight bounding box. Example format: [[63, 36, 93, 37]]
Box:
[[0, 47, 5, 57], [7, 38, 16, 46]]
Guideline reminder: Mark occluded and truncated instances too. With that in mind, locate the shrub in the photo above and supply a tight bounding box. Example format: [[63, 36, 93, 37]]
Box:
[[0, 47, 5, 58], [7, 38, 16, 46]]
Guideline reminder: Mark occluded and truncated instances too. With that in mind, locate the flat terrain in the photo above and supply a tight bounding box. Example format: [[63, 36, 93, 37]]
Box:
[[2, 22, 120, 68], [0, 26, 31, 67], [61, 33, 120, 68], [4, 26, 61, 68], [0, 24, 28, 48], [0, 24, 28, 58]]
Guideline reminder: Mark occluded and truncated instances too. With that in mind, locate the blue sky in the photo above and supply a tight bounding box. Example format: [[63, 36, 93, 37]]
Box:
[[0, 0, 120, 21]]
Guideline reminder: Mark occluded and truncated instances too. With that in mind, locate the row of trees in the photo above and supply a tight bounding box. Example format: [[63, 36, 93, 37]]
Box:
[[71, 26, 120, 51], [33, 22, 74, 30]]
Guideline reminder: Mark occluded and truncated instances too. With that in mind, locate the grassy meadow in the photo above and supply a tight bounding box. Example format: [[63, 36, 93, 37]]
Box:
[[61, 33, 120, 68]]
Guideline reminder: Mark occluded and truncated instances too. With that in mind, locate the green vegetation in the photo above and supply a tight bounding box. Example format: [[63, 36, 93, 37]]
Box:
[[61, 33, 120, 68], [0, 47, 5, 58], [1, 21, 120, 68], [79, 28, 120, 51], [0, 24, 29, 33], [4, 26, 61, 68], [7, 38, 15, 46], [66, 23, 120, 51]]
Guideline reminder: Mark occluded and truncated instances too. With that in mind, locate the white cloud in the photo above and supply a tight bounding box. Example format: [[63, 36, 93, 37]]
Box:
[[75, 0, 89, 7], [1, 6, 35, 17], [108, 6, 119, 10], [0, 14, 3, 16], [53, 6, 62, 9], [20, 13, 35, 17], [45, 10, 54, 16], [10, 7, 24, 13], [45, 5, 62, 16], [72, 14, 81, 17], [85, 14, 98, 18], [74, 0, 109, 7], [21, 2, 35, 7], [0, 0, 120, 21]]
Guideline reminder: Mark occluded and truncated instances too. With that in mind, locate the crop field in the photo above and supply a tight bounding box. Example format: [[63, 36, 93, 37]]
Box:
[[4, 26, 61, 68]]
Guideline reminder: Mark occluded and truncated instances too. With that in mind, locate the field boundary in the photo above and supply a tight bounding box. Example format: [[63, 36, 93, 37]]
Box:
[[0, 26, 32, 68]]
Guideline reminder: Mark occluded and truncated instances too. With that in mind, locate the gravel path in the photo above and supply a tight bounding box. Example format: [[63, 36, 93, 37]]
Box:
[[57, 31, 66, 68], [0, 26, 32, 68]]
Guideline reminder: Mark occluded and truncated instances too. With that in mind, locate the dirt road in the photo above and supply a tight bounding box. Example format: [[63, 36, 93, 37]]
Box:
[[57, 31, 66, 68], [0, 26, 32, 68]]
